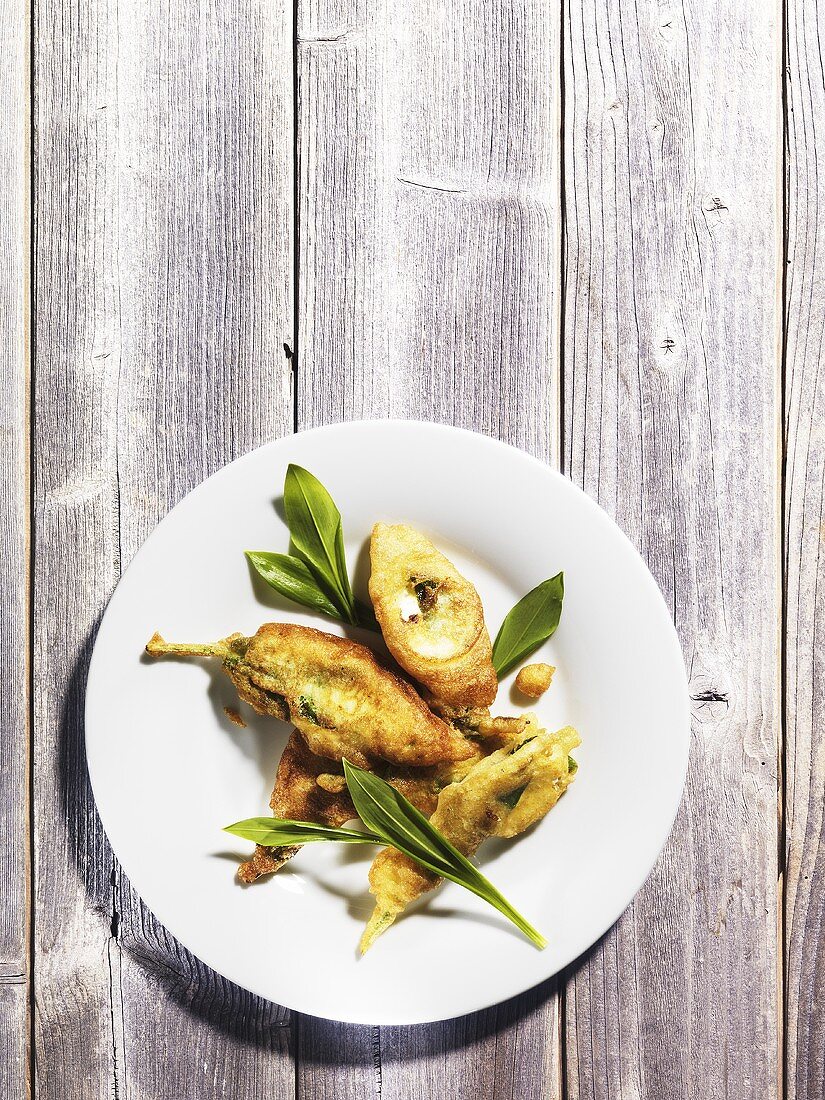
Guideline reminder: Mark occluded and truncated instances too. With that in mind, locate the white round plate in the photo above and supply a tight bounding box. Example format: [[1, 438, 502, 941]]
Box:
[[86, 420, 689, 1025]]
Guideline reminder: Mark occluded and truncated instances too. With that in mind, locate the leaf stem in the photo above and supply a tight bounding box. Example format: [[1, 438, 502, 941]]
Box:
[[145, 633, 227, 659]]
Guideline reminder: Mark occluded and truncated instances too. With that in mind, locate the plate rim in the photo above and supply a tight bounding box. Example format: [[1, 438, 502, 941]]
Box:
[[84, 418, 691, 1025]]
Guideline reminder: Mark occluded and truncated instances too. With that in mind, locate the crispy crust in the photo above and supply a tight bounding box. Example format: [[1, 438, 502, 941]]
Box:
[[238, 844, 298, 884], [224, 622, 473, 768], [238, 731, 355, 883], [426, 696, 530, 744], [368, 523, 497, 708], [268, 730, 355, 821], [360, 723, 581, 951], [514, 663, 555, 699]]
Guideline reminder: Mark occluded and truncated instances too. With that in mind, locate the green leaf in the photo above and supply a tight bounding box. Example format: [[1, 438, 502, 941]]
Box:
[[224, 816, 381, 847], [492, 572, 564, 678], [342, 759, 547, 950], [354, 597, 380, 632], [245, 551, 342, 619], [247, 466, 378, 630], [283, 465, 355, 619]]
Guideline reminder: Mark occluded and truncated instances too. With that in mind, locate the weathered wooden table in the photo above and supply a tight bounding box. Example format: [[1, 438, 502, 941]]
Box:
[[3, 0, 821, 1095]]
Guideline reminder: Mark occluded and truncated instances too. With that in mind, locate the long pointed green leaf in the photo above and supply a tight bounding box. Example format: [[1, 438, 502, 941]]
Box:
[[224, 816, 382, 847], [354, 597, 380, 632], [342, 760, 547, 949], [492, 572, 564, 678], [283, 465, 355, 618], [245, 551, 342, 618]]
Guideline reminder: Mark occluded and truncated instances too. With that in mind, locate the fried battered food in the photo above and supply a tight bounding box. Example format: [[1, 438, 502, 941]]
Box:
[[426, 696, 530, 743], [360, 721, 581, 952], [315, 773, 347, 794], [368, 523, 497, 708], [239, 730, 355, 883], [514, 663, 555, 699], [146, 622, 473, 769], [238, 722, 490, 885], [371, 704, 534, 821], [239, 732, 459, 883], [378, 755, 481, 817], [381, 701, 537, 815]]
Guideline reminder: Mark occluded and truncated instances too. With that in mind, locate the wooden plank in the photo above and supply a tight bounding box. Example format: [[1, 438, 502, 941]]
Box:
[[0, 0, 29, 1088], [381, 992, 559, 1099], [33, 0, 295, 1094], [0, 987, 28, 1100], [785, 0, 825, 1095], [562, 0, 781, 1097], [295, 0, 561, 1095]]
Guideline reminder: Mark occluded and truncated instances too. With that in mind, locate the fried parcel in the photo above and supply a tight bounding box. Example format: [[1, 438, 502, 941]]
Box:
[[146, 622, 473, 769], [238, 730, 355, 882], [238, 730, 488, 883], [368, 523, 497, 708], [238, 732, 440, 883], [360, 720, 580, 952]]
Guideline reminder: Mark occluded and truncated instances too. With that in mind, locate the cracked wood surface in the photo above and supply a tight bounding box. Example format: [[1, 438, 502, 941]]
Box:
[[32, 0, 294, 1097], [785, 0, 825, 1096]]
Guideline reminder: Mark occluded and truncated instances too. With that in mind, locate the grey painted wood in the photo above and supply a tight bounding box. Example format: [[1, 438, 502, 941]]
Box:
[[0, 0, 28, 1092], [33, 0, 295, 1096], [785, 1, 825, 1095], [562, 1, 781, 1098], [295, 0, 561, 1095]]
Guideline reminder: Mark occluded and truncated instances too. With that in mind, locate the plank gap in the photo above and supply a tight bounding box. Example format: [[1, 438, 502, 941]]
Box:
[[778, 3, 789, 1100]]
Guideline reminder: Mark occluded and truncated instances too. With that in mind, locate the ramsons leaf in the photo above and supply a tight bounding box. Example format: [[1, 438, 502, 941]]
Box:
[[342, 759, 547, 949], [245, 551, 341, 619], [224, 816, 381, 847], [283, 464, 355, 619], [492, 573, 564, 678]]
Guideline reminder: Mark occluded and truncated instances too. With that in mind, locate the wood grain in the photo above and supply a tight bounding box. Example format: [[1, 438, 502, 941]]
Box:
[[295, 0, 561, 1094], [562, 0, 781, 1097], [33, 0, 295, 1094], [785, 0, 825, 1095], [22, 0, 814, 1095], [296, 0, 559, 458], [0, 986, 28, 1099], [0, 0, 28, 1089]]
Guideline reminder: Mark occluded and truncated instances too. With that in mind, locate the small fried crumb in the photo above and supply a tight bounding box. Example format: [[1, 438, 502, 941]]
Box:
[[223, 706, 247, 728], [316, 773, 347, 794], [514, 663, 555, 699]]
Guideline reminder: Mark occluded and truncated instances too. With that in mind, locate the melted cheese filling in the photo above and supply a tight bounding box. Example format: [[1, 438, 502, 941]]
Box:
[[394, 587, 465, 659]]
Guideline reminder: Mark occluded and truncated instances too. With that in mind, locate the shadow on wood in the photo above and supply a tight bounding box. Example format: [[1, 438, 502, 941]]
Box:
[[55, 622, 604, 1059], [55, 624, 292, 1045], [296, 980, 561, 1065]]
